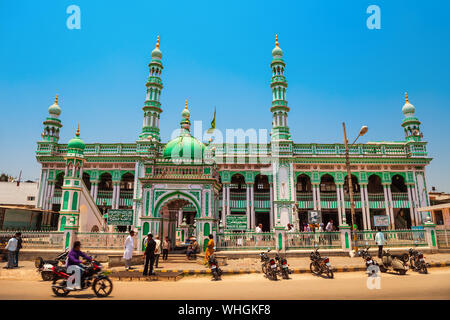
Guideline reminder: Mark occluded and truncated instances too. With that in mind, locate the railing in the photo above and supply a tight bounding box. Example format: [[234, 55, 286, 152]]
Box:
[[97, 190, 113, 199], [216, 232, 275, 250], [368, 193, 385, 202], [285, 232, 341, 249], [0, 231, 64, 249], [320, 193, 337, 201], [391, 192, 409, 201], [296, 192, 313, 202], [355, 229, 427, 247], [75, 232, 135, 250], [436, 229, 450, 249]]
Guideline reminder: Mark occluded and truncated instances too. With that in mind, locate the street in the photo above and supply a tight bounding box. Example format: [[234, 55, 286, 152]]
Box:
[[0, 267, 449, 300]]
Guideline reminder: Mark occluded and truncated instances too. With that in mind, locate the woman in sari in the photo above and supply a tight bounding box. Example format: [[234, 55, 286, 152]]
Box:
[[204, 234, 215, 265]]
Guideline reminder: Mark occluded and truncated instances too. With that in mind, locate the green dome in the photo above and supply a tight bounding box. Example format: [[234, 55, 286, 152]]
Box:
[[402, 92, 415, 116], [68, 127, 85, 150], [163, 135, 204, 161], [272, 35, 283, 57]]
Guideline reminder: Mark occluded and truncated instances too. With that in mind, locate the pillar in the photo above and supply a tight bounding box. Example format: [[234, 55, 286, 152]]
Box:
[[250, 184, 255, 230], [386, 185, 395, 229], [226, 184, 231, 216], [336, 184, 343, 226], [246, 184, 251, 229], [407, 185, 416, 227], [340, 186, 347, 225], [316, 185, 321, 211], [269, 183, 274, 230], [360, 184, 367, 230], [423, 222, 438, 252], [363, 185, 372, 230], [221, 185, 226, 227], [312, 184, 318, 210]]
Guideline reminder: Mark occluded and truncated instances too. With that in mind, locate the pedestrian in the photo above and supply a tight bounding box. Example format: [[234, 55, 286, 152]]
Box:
[[123, 230, 135, 271], [143, 233, 156, 276], [154, 235, 161, 268], [255, 223, 263, 245], [325, 219, 334, 245], [186, 238, 199, 260], [204, 234, 215, 265], [14, 232, 22, 268], [318, 223, 325, 245], [4, 234, 18, 269], [375, 228, 385, 258], [162, 236, 170, 260]]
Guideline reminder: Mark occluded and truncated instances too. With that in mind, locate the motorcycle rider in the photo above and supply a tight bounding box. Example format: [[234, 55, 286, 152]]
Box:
[[66, 241, 92, 290]]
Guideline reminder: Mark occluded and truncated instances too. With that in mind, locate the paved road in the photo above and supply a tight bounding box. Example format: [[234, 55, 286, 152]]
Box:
[[0, 268, 449, 300]]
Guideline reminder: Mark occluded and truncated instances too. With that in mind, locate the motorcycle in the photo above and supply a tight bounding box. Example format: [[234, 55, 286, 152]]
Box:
[[51, 258, 113, 297], [357, 246, 379, 276], [379, 249, 409, 275], [208, 254, 223, 281], [260, 249, 277, 281], [408, 248, 429, 274], [275, 252, 292, 279], [309, 248, 334, 279], [35, 250, 68, 281]]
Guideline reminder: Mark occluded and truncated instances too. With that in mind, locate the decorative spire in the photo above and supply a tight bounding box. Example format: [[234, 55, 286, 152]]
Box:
[[55, 94, 59, 105], [156, 35, 160, 49], [405, 92, 409, 103], [275, 34, 279, 47], [184, 99, 188, 110], [76, 124, 80, 137]]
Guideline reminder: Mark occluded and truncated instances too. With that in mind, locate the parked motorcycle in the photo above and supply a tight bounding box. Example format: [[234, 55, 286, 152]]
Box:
[[408, 248, 429, 274], [208, 254, 223, 281], [357, 246, 379, 276], [51, 258, 113, 297], [309, 248, 334, 279], [260, 249, 277, 280], [379, 249, 409, 275], [35, 250, 68, 281], [275, 252, 292, 279]]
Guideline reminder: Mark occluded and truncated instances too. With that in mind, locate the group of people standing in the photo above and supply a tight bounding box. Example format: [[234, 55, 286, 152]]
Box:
[[3, 232, 22, 269]]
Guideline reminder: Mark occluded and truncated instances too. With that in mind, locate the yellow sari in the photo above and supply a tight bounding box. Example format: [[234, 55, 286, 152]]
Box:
[[204, 239, 215, 265]]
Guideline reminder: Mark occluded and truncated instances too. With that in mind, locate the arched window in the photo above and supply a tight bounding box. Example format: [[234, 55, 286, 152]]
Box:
[[320, 174, 336, 193], [71, 192, 78, 211], [296, 174, 312, 193], [391, 174, 407, 192]]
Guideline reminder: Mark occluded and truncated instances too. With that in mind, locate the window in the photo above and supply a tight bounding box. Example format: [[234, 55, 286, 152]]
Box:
[[27, 196, 35, 201]]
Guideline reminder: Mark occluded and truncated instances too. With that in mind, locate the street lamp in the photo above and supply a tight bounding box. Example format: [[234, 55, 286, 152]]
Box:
[[342, 123, 368, 253]]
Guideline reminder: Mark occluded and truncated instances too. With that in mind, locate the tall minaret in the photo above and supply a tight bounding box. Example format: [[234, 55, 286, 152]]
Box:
[[270, 35, 291, 141], [401, 92, 423, 142], [41, 94, 63, 143], [140, 36, 164, 141]]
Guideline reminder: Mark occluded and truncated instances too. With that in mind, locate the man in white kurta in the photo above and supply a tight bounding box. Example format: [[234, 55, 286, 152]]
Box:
[[123, 230, 135, 270]]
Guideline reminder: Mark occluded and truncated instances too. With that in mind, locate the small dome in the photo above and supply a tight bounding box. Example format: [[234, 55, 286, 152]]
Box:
[[48, 95, 61, 116], [68, 126, 85, 150], [181, 100, 190, 118], [402, 92, 415, 116], [272, 34, 283, 57], [151, 36, 162, 59]]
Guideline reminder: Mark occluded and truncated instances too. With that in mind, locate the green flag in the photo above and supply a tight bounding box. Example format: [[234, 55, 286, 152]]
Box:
[[207, 107, 216, 133]]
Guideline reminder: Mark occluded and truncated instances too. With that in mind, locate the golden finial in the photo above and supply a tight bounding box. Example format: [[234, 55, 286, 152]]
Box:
[[55, 94, 59, 105], [185, 99, 188, 110], [405, 92, 409, 103], [156, 36, 160, 49], [275, 34, 279, 47], [76, 124, 80, 137]]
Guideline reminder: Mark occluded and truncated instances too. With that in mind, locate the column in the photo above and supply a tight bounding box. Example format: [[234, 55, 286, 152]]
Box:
[[226, 184, 231, 216], [360, 185, 367, 230], [383, 185, 389, 225], [269, 183, 274, 230], [316, 186, 322, 211], [116, 183, 121, 209], [312, 185, 317, 210], [48, 182, 55, 211], [407, 185, 416, 226], [41, 170, 49, 210], [250, 184, 255, 230], [411, 185, 421, 224], [112, 183, 118, 209], [336, 185, 342, 226], [246, 184, 251, 229], [221, 186, 226, 226], [363, 186, 372, 230], [341, 186, 347, 225]]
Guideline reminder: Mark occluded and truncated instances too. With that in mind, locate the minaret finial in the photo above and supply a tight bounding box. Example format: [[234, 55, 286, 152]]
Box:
[[156, 35, 160, 49], [185, 99, 188, 110], [76, 124, 80, 137], [405, 92, 409, 103], [55, 94, 59, 104], [275, 34, 279, 47]]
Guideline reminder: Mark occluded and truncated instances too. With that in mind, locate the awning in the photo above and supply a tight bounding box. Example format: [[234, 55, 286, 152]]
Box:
[[418, 203, 450, 212]]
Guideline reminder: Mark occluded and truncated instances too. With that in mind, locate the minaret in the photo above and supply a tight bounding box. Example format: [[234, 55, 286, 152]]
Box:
[[140, 36, 164, 141], [41, 95, 63, 143], [401, 92, 423, 142], [270, 35, 291, 141], [58, 125, 85, 237]]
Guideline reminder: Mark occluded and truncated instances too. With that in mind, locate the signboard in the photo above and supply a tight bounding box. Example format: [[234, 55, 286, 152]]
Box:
[[373, 215, 390, 227], [107, 209, 133, 226], [226, 215, 247, 230], [308, 210, 322, 224]]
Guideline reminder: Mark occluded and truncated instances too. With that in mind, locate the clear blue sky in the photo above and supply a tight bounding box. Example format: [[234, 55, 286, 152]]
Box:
[[1, 0, 449, 191]]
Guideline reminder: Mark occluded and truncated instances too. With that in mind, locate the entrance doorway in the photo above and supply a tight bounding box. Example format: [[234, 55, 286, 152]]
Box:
[[162, 199, 197, 250], [255, 211, 270, 232]]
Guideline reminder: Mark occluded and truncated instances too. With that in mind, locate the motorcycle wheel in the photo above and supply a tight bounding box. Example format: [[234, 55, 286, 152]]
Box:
[[92, 277, 113, 297], [326, 267, 334, 279], [51, 278, 70, 297], [261, 263, 267, 275], [397, 269, 407, 275], [420, 265, 428, 274], [379, 265, 387, 273], [310, 262, 321, 275], [410, 258, 416, 271], [401, 253, 409, 263], [271, 270, 277, 281], [41, 272, 53, 281], [282, 269, 290, 279]]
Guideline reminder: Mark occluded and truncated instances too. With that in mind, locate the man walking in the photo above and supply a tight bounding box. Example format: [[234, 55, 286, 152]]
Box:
[[325, 219, 334, 245], [154, 235, 161, 268], [375, 228, 385, 258], [162, 236, 170, 260], [4, 234, 18, 269], [14, 232, 22, 268], [143, 233, 156, 276], [123, 230, 135, 271]]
